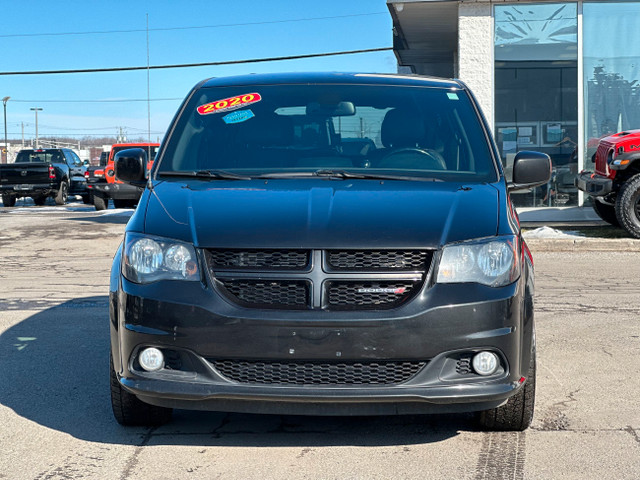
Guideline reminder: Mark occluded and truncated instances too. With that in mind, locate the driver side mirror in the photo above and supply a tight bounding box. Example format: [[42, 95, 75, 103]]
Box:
[[114, 148, 147, 186], [508, 151, 552, 192]]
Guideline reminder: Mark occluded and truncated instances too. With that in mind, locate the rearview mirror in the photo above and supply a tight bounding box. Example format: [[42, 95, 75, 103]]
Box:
[[508, 151, 552, 192], [114, 148, 147, 186], [306, 101, 355, 117]]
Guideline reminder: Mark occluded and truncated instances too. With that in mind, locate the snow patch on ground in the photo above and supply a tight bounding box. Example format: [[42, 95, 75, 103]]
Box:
[[8, 205, 95, 214], [99, 209, 134, 217], [523, 226, 585, 239]]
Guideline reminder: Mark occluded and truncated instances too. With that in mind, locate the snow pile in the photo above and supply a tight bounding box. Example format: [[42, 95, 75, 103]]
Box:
[[523, 226, 584, 239]]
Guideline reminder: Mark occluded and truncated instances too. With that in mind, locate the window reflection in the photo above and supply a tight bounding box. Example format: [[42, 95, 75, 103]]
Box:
[[584, 3, 640, 169], [495, 3, 578, 207]]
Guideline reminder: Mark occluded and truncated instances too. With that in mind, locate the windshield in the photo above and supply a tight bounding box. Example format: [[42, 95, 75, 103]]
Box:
[[111, 145, 159, 161], [15, 150, 64, 163], [157, 84, 497, 182]]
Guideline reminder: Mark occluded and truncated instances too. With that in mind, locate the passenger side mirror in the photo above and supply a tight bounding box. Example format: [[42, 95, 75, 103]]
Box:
[[508, 151, 552, 192], [114, 148, 147, 186]]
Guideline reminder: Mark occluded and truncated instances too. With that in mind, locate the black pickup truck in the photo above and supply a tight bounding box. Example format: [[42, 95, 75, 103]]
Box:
[[0, 148, 87, 207]]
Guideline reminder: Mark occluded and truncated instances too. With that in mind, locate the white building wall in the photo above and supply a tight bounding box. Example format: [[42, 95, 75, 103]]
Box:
[[458, 2, 494, 132]]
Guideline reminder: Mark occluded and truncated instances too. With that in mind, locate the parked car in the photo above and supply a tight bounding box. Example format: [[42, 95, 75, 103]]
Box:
[[576, 130, 640, 237], [0, 148, 87, 206], [109, 72, 550, 430], [90, 143, 159, 210], [84, 151, 111, 205]]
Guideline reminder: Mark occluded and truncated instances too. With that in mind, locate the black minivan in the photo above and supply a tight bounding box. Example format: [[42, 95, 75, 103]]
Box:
[[109, 73, 550, 431]]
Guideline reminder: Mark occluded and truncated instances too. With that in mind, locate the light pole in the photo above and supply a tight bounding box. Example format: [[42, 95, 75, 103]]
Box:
[[2, 96, 9, 164], [30, 107, 42, 149]]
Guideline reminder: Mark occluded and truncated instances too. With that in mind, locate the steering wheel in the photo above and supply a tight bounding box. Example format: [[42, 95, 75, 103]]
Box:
[[380, 147, 446, 170]]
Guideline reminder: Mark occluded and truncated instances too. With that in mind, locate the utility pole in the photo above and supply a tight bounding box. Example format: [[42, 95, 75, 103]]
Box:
[[117, 126, 127, 143], [21, 122, 24, 147], [2, 96, 9, 164], [30, 107, 42, 149]]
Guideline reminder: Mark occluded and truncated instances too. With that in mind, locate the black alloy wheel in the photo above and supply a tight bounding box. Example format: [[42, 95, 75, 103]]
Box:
[[55, 181, 69, 205]]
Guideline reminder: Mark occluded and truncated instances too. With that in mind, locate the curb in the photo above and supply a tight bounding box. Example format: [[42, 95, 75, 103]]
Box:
[[525, 237, 640, 252]]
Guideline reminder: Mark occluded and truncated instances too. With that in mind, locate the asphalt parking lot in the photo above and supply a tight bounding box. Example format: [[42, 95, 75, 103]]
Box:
[[0, 200, 639, 480]]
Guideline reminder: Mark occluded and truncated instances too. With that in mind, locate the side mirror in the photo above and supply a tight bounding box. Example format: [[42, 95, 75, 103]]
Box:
[[114, 148, 147, 186], [83, 159, 90, 166], [508, 151, 552, 192]]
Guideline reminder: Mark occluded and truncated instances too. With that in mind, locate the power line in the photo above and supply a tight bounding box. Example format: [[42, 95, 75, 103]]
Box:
[[9, 122, 164, 133], [33, 124, 164, 132], [0, 12, 386, 39], [10, 98, 182, 103], [0, 47, 393, 76], [7, 133, 160, 137]]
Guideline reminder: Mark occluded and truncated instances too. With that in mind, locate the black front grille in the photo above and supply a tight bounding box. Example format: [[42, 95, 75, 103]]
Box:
[[326, 281, 418, 310], [219, 280, 309, 309], [209, 249, 431, 311], [327, 250, 428, 270], [208, 249, 309, 270], [211, 359, 427, 385]]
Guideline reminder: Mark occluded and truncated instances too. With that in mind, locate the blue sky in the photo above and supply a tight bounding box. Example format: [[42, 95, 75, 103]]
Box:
[[1, 0, 395, 143]]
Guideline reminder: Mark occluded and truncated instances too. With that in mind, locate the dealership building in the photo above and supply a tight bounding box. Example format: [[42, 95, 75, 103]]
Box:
[[388, 0, 639, 219]]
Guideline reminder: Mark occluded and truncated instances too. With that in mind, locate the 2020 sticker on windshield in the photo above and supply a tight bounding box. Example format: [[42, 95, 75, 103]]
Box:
[[197, 93, 262, 115]]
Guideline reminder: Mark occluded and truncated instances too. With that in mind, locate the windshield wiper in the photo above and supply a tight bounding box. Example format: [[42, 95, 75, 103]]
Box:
[[312, 169, 441, 182], [158, 169, 252, 180]]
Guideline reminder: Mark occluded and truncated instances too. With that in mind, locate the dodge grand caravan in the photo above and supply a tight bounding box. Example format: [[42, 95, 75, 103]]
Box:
[[109, 73, 551, 431]]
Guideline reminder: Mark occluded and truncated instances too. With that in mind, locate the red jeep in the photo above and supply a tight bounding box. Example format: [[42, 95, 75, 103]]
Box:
[[576, 130, 640, 238]]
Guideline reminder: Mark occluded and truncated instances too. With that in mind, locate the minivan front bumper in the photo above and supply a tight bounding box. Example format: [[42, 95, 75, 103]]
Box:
[[110, 254, 534, 415]]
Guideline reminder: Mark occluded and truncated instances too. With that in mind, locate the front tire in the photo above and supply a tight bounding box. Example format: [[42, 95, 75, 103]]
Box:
[[592, 199, 619, 227], [110, 353, 172, 426], [478, 348, 536, 431], [54, 180, 69, 205], [93, 193, 108, 211], [2, 194, 16, 207], [615, 173, 640, 238]]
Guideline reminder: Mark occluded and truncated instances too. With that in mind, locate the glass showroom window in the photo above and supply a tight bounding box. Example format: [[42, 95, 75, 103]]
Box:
[[495, 3, 578, 208], [583, 3, 640, 170]]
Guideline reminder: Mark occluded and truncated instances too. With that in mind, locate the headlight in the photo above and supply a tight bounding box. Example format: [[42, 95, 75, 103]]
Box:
[[436, 236, 520, 287], [123, 233, 199, 284]]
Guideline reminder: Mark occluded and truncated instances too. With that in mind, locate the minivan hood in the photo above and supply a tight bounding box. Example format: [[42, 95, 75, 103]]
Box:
[[142, 179, 500, 249]]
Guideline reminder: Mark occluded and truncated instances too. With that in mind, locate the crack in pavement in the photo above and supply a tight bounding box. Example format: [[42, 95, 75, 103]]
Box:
[[119, 427, 158, 480], [624, 426, 640, 446]]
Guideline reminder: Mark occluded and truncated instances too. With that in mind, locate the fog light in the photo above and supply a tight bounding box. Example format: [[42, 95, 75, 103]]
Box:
[[472, 351, 499, 376], [139, 347, 164, 372]]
